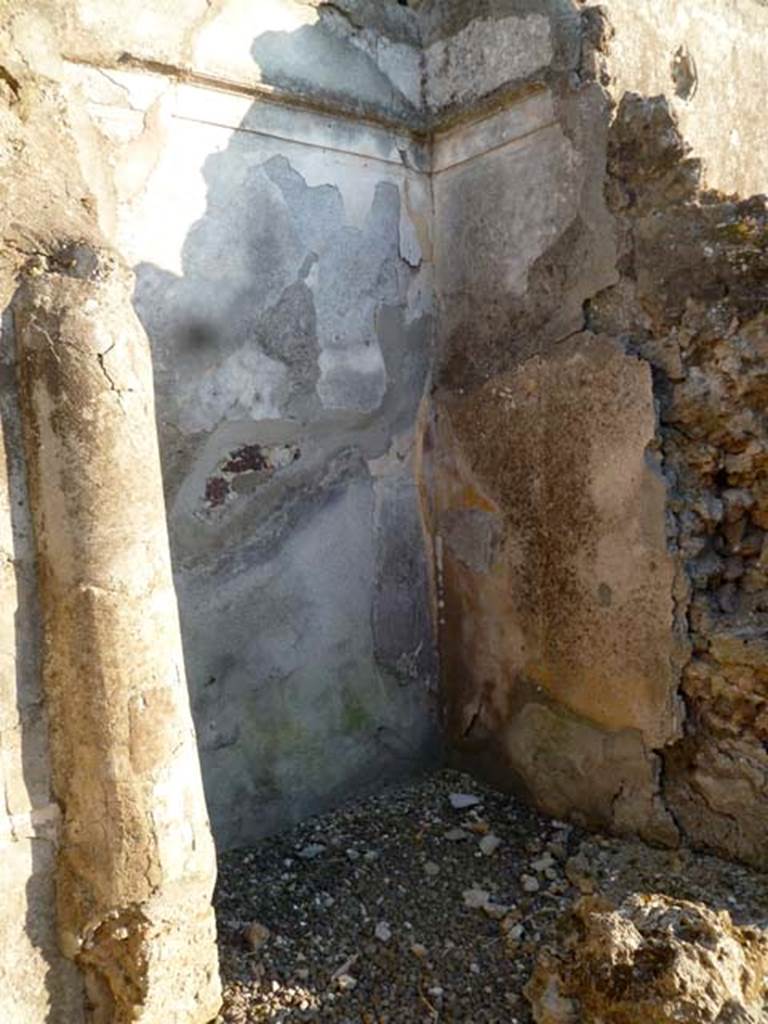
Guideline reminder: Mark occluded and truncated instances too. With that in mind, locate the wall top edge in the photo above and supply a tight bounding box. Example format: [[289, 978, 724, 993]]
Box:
[[64, 53, 556, 153]]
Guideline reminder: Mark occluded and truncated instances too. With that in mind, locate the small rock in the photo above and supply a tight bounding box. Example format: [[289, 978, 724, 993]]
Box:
[[298, 844, 326, 861], [444, 827, 470, 841], [375, 921, 392, 943], [244, 921, 271, 951], [483, 901, 510, 921], [424, 860, 440, 877], [501, 911, 523, 934], [449, 793, 481, 810], [331, 954, 359, 982], [565, 854, 596, 894], [336, 974, 357, 991], [521, 874, 540, 893], [479, 834, 503, 857], [547, 842, 568, 861], [531, 853, 555, 872], [411, 942, 428, 958], [463, 887, 491, 909], [506, 923, 525, 942]]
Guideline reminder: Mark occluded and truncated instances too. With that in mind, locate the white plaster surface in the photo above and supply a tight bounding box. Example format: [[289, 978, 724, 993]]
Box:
[[600, 0, 768, 196]]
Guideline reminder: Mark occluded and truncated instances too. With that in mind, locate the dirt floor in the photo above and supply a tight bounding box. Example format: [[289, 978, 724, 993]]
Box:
[[213, 769, 768, 1023]]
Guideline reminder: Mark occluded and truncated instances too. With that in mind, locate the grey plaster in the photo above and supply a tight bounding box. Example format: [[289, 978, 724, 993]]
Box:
[[249, 8, 424, 126], [183, 475, 436, 846], [418, 0, 583, 77], [124, 80, 438, 846], [425, 13, 553, 113]]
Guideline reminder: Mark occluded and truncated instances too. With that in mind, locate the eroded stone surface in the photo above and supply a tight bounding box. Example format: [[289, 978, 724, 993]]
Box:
[[589, 88, 768, 867], [424, 13, 553, 112], [525, 894, 768, 1024], [14, 249, 221, 1022]]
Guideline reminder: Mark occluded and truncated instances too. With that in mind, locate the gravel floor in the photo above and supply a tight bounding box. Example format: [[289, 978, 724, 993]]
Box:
[[214, 769, 768, 1023]]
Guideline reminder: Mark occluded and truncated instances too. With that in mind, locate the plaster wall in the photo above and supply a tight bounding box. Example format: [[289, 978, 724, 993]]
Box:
[[424, 2, 683, 840], [60, 0, 426, 129], [60, 18, 439, 848]]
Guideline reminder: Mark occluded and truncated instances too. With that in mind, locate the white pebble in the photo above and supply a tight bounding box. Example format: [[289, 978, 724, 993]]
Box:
[[298, 844, 325, 861], [463, 887, 490, 909], [449, 793, 481, 810], [444, 827, 470, 841], [531, 853, 555, 872], [479, 834, 503, 857]]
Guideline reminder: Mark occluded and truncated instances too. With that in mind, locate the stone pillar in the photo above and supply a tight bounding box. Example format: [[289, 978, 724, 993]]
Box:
[[12, 245, 221, 1023]]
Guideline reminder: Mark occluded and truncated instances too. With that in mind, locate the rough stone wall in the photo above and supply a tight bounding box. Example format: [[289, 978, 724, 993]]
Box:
[[574, 0, 768, 866], [590, 0, 768, 867], [591, 94, 768, 866]]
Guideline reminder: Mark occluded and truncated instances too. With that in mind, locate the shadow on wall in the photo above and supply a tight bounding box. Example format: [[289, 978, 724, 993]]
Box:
[[0, 308, 82, 1022], [249, 15, 422, 126], [130, 18, 438, 848]]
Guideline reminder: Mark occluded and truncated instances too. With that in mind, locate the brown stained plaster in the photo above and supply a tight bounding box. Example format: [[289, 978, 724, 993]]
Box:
[[428, 16, 698, 842]]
